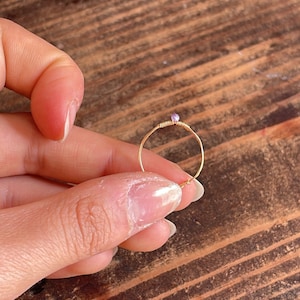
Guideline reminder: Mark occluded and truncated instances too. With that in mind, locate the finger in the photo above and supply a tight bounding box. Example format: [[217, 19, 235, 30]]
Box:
[[0, 18, 84, 140], [48, 249, 117, 279], [0, 172, 182, 299], [0, 176, 176, 253], [49, 220, 176, 278], [0, 176, 176, 252], [0, 175, 68, 209], [120, 219, 176, 252], [0, 113, 204, 210], [45, 221, 175, 278]]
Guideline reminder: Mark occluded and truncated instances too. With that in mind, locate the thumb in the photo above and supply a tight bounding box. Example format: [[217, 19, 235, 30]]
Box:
[[0, 172, 182, 299]]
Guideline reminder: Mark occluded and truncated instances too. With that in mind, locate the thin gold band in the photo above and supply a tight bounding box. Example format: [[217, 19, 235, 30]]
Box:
[[138, 119, 204, 188]]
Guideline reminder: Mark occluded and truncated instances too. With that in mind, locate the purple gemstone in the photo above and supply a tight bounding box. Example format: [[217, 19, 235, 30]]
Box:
[[171, 113, 180, 122]]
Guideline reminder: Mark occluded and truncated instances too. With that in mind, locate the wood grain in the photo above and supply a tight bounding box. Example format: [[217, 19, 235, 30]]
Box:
[[0, 0, 299, 299]]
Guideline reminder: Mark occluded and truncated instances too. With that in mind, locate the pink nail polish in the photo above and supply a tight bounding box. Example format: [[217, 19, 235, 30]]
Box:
[[128, 178, 182, 231]]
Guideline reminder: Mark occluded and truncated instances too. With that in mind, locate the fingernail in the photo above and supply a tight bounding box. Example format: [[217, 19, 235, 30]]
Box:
[[61, 100, 78, 142], [112, 247, 118, 257], [128, 178, 182, 231], [165, 219, 177, 238], [191, 179, 204, 202]]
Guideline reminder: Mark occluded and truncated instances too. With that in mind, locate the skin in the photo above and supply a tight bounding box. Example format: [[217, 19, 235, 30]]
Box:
[[0, 19, 203, 299], [0, 18, 84, 140]]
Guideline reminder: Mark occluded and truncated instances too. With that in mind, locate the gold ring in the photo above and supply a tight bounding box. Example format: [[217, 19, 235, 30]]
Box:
[[138, 113, 204, 188]]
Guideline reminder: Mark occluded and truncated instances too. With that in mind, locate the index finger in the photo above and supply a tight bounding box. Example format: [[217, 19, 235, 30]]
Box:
[[0, 113, 204, 210], [0, 18, 84, 140]]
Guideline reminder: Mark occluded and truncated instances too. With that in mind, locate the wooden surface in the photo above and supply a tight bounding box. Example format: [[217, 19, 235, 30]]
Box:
[[1, 0, 300, 299]]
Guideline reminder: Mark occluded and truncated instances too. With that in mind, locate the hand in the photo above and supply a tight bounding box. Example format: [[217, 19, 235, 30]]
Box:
[[0, 114, 204, 299], [0, 20, 204, 299]]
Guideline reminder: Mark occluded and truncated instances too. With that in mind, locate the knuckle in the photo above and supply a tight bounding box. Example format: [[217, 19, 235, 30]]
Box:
[[23, 132, 45, 175], [57, 182, 131, 260], [72, 196, 113, 256]]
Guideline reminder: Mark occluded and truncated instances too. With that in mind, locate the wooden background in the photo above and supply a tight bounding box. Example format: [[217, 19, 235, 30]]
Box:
[[1, 0, 300, 299]]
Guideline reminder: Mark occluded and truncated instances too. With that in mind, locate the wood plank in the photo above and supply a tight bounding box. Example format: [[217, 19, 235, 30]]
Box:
[[0, 0, 299, 299]]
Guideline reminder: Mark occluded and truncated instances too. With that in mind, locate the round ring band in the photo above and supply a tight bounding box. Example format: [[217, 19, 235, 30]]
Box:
[[138, 117, 204, 188]]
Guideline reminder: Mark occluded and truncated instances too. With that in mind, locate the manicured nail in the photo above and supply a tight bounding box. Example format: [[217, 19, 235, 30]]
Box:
[[112, 247, 118, 257], [128, 178, 182, 231], [191, 179, 204, 202], [61, 100, 78, 142], [165, 219, 177, 238]]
